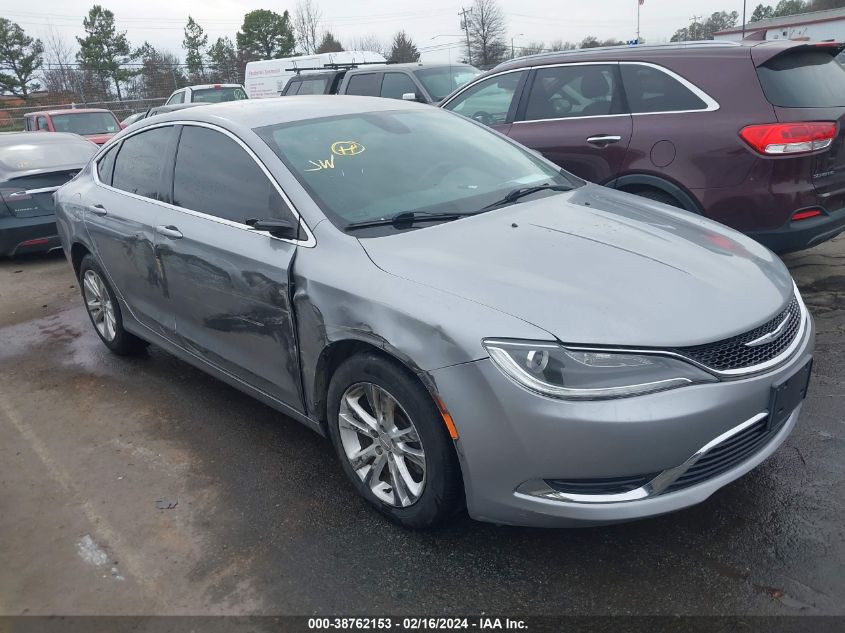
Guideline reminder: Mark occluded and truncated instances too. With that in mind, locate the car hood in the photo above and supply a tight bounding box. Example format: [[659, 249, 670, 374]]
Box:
[[85, 133, 116, 145], [360, 185, 795, 347]]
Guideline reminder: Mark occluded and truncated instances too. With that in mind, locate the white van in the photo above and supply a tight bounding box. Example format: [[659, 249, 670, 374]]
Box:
[[244, 51, 387, 99]]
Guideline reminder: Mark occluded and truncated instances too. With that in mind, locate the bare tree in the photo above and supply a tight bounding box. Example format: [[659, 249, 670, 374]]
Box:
[[346, 34, 387, 56], [466, 0, 508, 69], [517, 41, 546, 56], [41, 28, 84, 97], [293, 0, 322, 54]]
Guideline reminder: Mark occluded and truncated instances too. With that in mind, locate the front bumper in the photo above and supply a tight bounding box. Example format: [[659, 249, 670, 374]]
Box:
[[430, 316, 815, 527]]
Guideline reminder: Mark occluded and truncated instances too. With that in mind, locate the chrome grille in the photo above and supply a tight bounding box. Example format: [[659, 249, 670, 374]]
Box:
[[672, 294, 801, 372], [546, 473, 658, 496], [664, 414, 787, 493]]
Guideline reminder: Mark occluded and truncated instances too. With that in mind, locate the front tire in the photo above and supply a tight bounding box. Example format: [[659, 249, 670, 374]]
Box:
[[78, 254, 148, 356], [327, 352, 463, 528]]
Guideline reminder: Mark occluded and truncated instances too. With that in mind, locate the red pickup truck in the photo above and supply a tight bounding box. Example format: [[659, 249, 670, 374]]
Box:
[[23, 108, 121, 145]]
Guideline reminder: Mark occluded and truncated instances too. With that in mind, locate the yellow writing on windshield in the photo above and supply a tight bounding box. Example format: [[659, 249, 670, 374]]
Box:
[[331, 141, 365, 156], [305, 155, 335, 171]]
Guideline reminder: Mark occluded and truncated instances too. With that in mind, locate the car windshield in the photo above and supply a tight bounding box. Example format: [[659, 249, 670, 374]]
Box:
[[51, 112, 119, 135], [414, 67, 481, 101], [256, 109, 577, 231], [192, 87, 247, 103]]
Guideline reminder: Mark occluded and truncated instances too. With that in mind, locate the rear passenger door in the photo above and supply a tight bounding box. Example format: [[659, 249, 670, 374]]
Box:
[[156, 123, 306, 410], [85, 126, 176, 337], [344, 72, 383, 97], [507, 63, 632, 184]]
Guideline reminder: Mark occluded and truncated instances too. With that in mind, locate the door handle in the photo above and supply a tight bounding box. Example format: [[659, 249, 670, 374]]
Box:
[[88, 204, 108, 216], [155, 225, 183, 239], [586, 135, 622, 147]]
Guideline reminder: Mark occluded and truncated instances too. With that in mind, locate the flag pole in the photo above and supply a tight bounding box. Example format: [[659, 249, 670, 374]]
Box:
[[637, 0, 641, 43]]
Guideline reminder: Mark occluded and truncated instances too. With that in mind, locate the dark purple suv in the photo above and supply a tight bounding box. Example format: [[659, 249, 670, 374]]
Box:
[[440, 40, 845, 253]]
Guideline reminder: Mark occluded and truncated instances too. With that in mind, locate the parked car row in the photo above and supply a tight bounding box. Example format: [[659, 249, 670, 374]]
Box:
[[282, 62, 481, 104], [52, 92, 815, 529], [441, 40, 845, 254]]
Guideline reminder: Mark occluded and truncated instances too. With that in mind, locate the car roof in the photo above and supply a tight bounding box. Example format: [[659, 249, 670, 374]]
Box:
[[346, 62, 475, 74], [24, 108, 115, 117], [136, 95, 428, 130], [184, 83, 243, 90], [491, 39, 810, 72], [0, 132, 97, 180]]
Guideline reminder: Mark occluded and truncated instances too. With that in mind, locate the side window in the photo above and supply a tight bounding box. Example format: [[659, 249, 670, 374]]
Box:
[[166, 91, 183, 105], [443, 71, 526, 126], [112, 127, 172, 198], [381, 72, 418, 100], [620, 64, 707, 113], [285, 80, 301, 95], [97, 143, 119, 186], [345, 73, 382, 96], [523, 64, 623, 121], [297, 76, 329, 95], [24, 117, 32, 131], [37, 116, 49, 130], [173, 126, 294, 225]]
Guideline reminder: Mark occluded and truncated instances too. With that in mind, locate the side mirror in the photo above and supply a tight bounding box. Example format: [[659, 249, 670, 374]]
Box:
[[120, 122, 128, 129], [248, 218, 299, 240], [402, 92, 420, 102]]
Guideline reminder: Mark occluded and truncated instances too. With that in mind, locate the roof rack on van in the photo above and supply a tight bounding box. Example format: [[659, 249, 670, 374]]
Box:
[[286, 61, 390, 74], [508, 40, 740, 64]]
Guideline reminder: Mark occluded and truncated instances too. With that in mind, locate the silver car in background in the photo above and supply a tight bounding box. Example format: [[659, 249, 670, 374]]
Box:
[[54, 97, 814, 528]]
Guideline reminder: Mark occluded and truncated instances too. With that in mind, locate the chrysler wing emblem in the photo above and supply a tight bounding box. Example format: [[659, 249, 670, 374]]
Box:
[[744, 314, 791, 348]]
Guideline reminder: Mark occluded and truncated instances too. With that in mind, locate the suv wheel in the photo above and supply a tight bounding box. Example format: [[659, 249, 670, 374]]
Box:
[[327, 352, 463, 528], [79, 254, 148, 355], [631, 188, 684, 209]]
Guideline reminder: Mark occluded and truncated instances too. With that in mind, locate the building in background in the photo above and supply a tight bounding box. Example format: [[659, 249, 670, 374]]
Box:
[[713, 7, 845, 42]]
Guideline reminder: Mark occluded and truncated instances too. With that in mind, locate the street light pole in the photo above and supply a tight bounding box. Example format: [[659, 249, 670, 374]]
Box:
[[511, 33, 524, 58]]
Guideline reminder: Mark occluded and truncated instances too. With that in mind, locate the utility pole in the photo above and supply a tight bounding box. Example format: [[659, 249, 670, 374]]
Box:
[[459, 6, 473, 66], [689, 14, 702, 41], [742, 0, 747, 39]]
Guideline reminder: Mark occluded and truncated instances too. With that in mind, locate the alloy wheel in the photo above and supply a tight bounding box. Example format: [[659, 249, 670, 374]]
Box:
[[338, 382, 427, 507], [82, 269, 117, 342]]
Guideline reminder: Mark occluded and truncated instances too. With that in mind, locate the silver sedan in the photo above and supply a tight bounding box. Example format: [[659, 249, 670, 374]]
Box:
[[54, 97, 814, 528]]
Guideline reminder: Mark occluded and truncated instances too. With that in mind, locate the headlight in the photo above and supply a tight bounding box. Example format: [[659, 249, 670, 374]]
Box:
[[482, 339, 717, 400]]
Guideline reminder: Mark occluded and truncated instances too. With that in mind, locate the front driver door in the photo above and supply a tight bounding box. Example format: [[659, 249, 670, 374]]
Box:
[[441, 70, 528, 136], [507, 63, 632, 184], [156, 123, 304, 410]]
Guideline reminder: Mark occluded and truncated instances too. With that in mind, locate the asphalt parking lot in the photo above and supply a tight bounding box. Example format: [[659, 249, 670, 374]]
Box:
[[0, 237, 843, 617]]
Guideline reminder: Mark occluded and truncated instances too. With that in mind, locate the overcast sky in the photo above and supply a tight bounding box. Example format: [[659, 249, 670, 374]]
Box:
[[2, 0, 749, 63]]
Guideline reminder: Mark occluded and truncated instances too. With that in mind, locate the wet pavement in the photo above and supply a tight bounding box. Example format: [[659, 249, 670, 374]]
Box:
[[0, 239, 843, 616]]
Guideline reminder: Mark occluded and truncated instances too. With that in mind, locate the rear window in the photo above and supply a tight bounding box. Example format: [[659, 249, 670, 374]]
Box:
[[52, 112, 119, 135], [191, 87, 247, 103], [757, 49, 845, 107], [620, 64, 707, 113]]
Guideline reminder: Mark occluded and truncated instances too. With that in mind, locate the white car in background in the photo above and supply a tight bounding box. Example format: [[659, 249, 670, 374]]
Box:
[[165, 84, 248, 105]]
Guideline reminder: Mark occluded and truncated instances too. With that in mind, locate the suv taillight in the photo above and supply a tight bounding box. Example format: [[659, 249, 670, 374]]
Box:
[[740, 122, 837, 155]]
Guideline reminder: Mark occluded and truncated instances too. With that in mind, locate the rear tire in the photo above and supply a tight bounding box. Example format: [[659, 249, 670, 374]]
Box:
[[78, 254, 148, 356], [327, 352, 463, 529]]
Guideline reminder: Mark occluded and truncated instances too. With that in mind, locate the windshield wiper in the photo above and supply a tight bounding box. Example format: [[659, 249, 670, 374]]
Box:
[[345, 210, 475, 231], [478, 184, 572, 212]]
